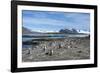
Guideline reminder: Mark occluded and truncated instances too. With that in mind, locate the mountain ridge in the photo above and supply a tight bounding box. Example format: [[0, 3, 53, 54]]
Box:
[[22, 27, 41, 34]]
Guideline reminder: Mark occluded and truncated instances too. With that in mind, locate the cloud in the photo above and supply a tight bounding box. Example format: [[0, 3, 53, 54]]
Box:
[[23, 17, 71, 27], [64, 13, 90, 23], [22, 10, 90, 32]]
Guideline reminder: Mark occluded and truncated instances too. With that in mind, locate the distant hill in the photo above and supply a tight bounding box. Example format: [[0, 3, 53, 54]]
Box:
[[59, 28, 78, 34], [22, 27, 40, 34]]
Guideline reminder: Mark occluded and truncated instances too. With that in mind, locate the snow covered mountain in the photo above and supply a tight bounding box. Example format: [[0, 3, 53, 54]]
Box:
[[59, 28, 90, 34], [77, 30, 90, 34]]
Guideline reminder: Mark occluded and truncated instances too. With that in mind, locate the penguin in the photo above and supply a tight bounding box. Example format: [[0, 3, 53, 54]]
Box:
[[27, 47, 31, 55]]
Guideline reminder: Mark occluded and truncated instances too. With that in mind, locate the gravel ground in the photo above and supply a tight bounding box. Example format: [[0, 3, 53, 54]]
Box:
[[22, 37, 90, 62]]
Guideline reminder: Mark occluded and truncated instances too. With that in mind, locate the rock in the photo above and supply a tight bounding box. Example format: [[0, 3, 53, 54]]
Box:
[[77, 50, 82, 53], [28, 55, 33, 59]]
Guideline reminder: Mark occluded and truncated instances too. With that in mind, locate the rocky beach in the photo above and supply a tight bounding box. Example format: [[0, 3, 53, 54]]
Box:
[[22, 37, 90, 62]]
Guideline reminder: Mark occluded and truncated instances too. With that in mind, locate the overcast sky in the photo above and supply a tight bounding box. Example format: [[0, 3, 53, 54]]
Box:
[[22, 10, 90, 32]]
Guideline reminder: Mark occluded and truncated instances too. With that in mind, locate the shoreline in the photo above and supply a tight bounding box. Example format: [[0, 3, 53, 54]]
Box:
[[22, 37, 90, 62]]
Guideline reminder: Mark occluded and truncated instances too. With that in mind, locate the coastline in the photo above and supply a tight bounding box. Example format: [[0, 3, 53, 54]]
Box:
[[22, 37, 90, 62]]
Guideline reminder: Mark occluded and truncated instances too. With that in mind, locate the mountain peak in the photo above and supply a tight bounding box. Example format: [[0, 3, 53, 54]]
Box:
[[59, 28, 78, 34]]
